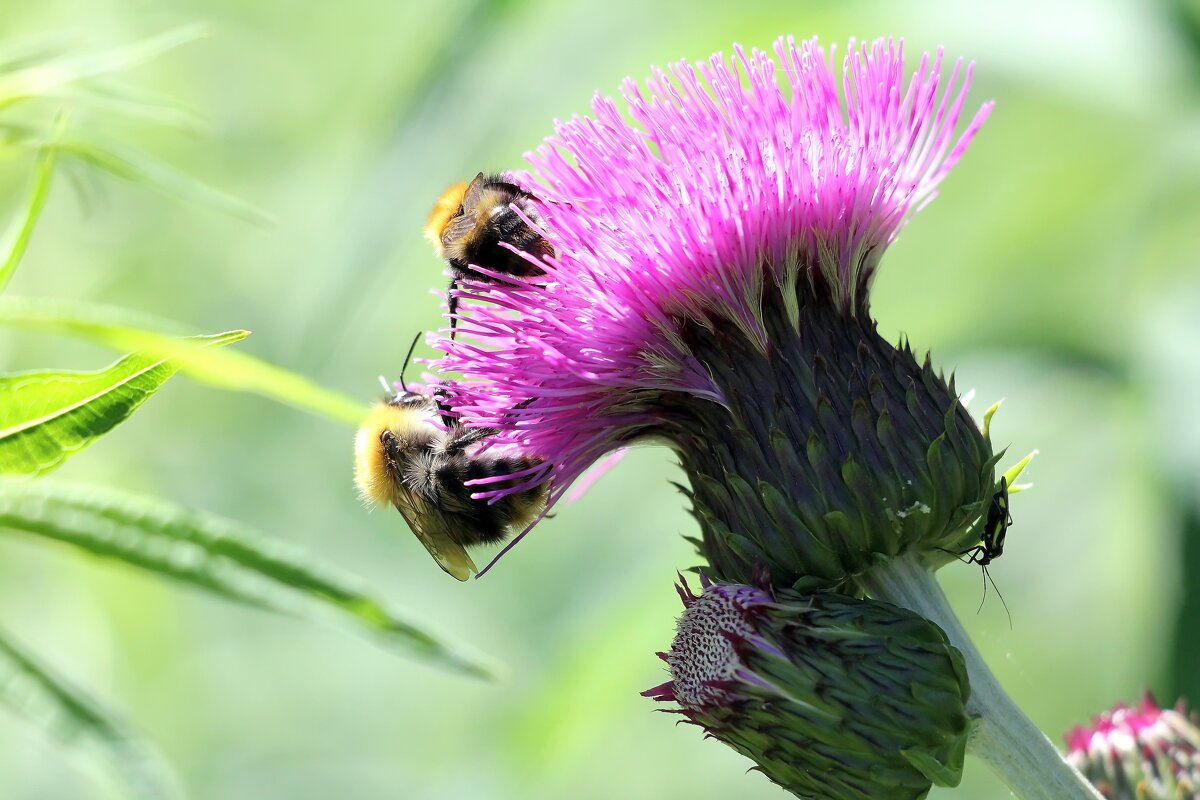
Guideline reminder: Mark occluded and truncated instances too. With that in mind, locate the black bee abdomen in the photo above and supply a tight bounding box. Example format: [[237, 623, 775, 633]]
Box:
[[454, 210, 549, 280], [428, 455, 543, 547], [422, 457, 503, 547]]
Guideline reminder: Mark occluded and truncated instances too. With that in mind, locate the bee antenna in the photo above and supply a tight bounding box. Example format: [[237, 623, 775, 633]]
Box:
[[399, 333, 422, 392], [377, 375, 392, 396]]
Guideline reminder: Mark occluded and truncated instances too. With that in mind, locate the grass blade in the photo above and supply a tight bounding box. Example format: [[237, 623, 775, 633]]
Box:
[[53, 136, 272, 226], [0, 125, 269, 227], [0, 481, 499, 679], [0, 331, 247, 477], [0, 25, 208, 109], [0, 297, 367, 427], [53, 83, 204, 130], [0, 143, 58, 293], [0, 626, 181, 800]]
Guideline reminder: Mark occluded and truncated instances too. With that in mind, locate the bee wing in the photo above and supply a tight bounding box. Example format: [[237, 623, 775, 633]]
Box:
[[393, 497, 477, 582], [461, 172, 487, 208], [439, 213, 477, 250]]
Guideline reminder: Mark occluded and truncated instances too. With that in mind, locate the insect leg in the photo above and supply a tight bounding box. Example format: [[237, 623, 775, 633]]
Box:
[[447, 278, 461, 341], [431, 383, 458, 429], [444, 425, 500, 453]]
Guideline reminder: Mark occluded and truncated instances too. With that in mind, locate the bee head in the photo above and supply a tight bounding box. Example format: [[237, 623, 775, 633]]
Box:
[[388, 390, 431, 409], [424, 180, 469, 257], [353, 397, 440, 507]]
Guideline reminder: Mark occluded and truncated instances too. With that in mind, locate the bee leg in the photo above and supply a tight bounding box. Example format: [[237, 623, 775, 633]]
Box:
[[432, 383, 458, 429], [447, 278, 461, 341], [444, 425, 500, 453]]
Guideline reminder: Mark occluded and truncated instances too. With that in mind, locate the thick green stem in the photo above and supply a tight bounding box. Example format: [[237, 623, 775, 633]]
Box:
[[859, 555, 1102, 800]]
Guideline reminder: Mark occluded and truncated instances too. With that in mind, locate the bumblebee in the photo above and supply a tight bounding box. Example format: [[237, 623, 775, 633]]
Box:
[[425, 172, 554, 337], [353, 341, 548, 580]]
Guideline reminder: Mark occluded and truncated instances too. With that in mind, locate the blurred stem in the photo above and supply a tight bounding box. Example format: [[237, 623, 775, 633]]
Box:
[[860, 555, 1102, 800], [1168, 490, 1200, 704]]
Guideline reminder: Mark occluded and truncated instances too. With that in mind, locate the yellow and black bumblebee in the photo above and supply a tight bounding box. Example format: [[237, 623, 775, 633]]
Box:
[[354, 339, 548, 580], [425, 172, 554, 337]]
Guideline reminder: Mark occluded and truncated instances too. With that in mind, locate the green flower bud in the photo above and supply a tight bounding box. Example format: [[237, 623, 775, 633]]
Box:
[[672, 297, 999, 591], [645, 578, 972, 799]]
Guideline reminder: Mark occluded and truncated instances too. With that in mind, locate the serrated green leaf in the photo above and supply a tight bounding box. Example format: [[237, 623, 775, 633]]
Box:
[[0, 481, 499, 679], [0, 140, 57, 293], [0, 626, 181, 800], [0, 331, 247, 477], [0, 297, 367, 427]]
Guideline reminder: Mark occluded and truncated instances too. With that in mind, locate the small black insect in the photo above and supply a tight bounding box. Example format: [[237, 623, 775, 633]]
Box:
[[940, 477, 1013, 624], [963, 476, 1011, 568]]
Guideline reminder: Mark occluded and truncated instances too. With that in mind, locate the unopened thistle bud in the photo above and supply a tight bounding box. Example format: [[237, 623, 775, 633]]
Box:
[[644, 578, 972, 799], [1066, 693, 1200, 800], [431, 36, 995, 587]]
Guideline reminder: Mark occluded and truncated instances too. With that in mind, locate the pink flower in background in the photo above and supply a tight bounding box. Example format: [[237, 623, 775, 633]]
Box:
[[1066, 693, 1200, 799]]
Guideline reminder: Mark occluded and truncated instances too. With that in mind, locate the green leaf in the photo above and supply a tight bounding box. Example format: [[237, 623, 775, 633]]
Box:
[[0, 331, 247, 477], [51, 136, 272, 226], [0, 297, 367, 427], [0, 127, 270, 227], [980, 399, 1002, 443], [0, 27, 267, 226], [0, 25, 208, 109], [0, 481, 499, 679], [0, 30, 77, 72], [0, 626, 181, 800], [1003, 449, 1040, 493], [0, 140, 57, 293], [52, 82, 204, 131]]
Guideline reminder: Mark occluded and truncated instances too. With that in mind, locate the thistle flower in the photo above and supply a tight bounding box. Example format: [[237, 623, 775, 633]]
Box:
[[434, 36, 996, 587], [418, 35, 1108, 800], [644, 577, 972, 799], [1065, 693, 1200, 799]]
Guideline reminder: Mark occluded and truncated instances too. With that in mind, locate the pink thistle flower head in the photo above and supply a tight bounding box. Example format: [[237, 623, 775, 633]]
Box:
[[1066, 693, 1200, 799], [433, 36, 997, 585], [643, 577, 972, 798]]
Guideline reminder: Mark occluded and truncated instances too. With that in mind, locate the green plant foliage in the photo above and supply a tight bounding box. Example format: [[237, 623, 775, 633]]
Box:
[[0, 141, 57, 293], [0, 481, 499, 679], [29, 134, 271, 226], [0, 627, 181, 800], [0, 331, 246, 477], [0, 25, 207, 109], [0, 25, 269, 227], [0, 20, 501, 800], [0, 297, 367, 426]]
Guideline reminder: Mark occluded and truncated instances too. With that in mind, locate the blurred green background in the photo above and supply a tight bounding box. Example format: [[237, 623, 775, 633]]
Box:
[[2, 0, 1199, 797]]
